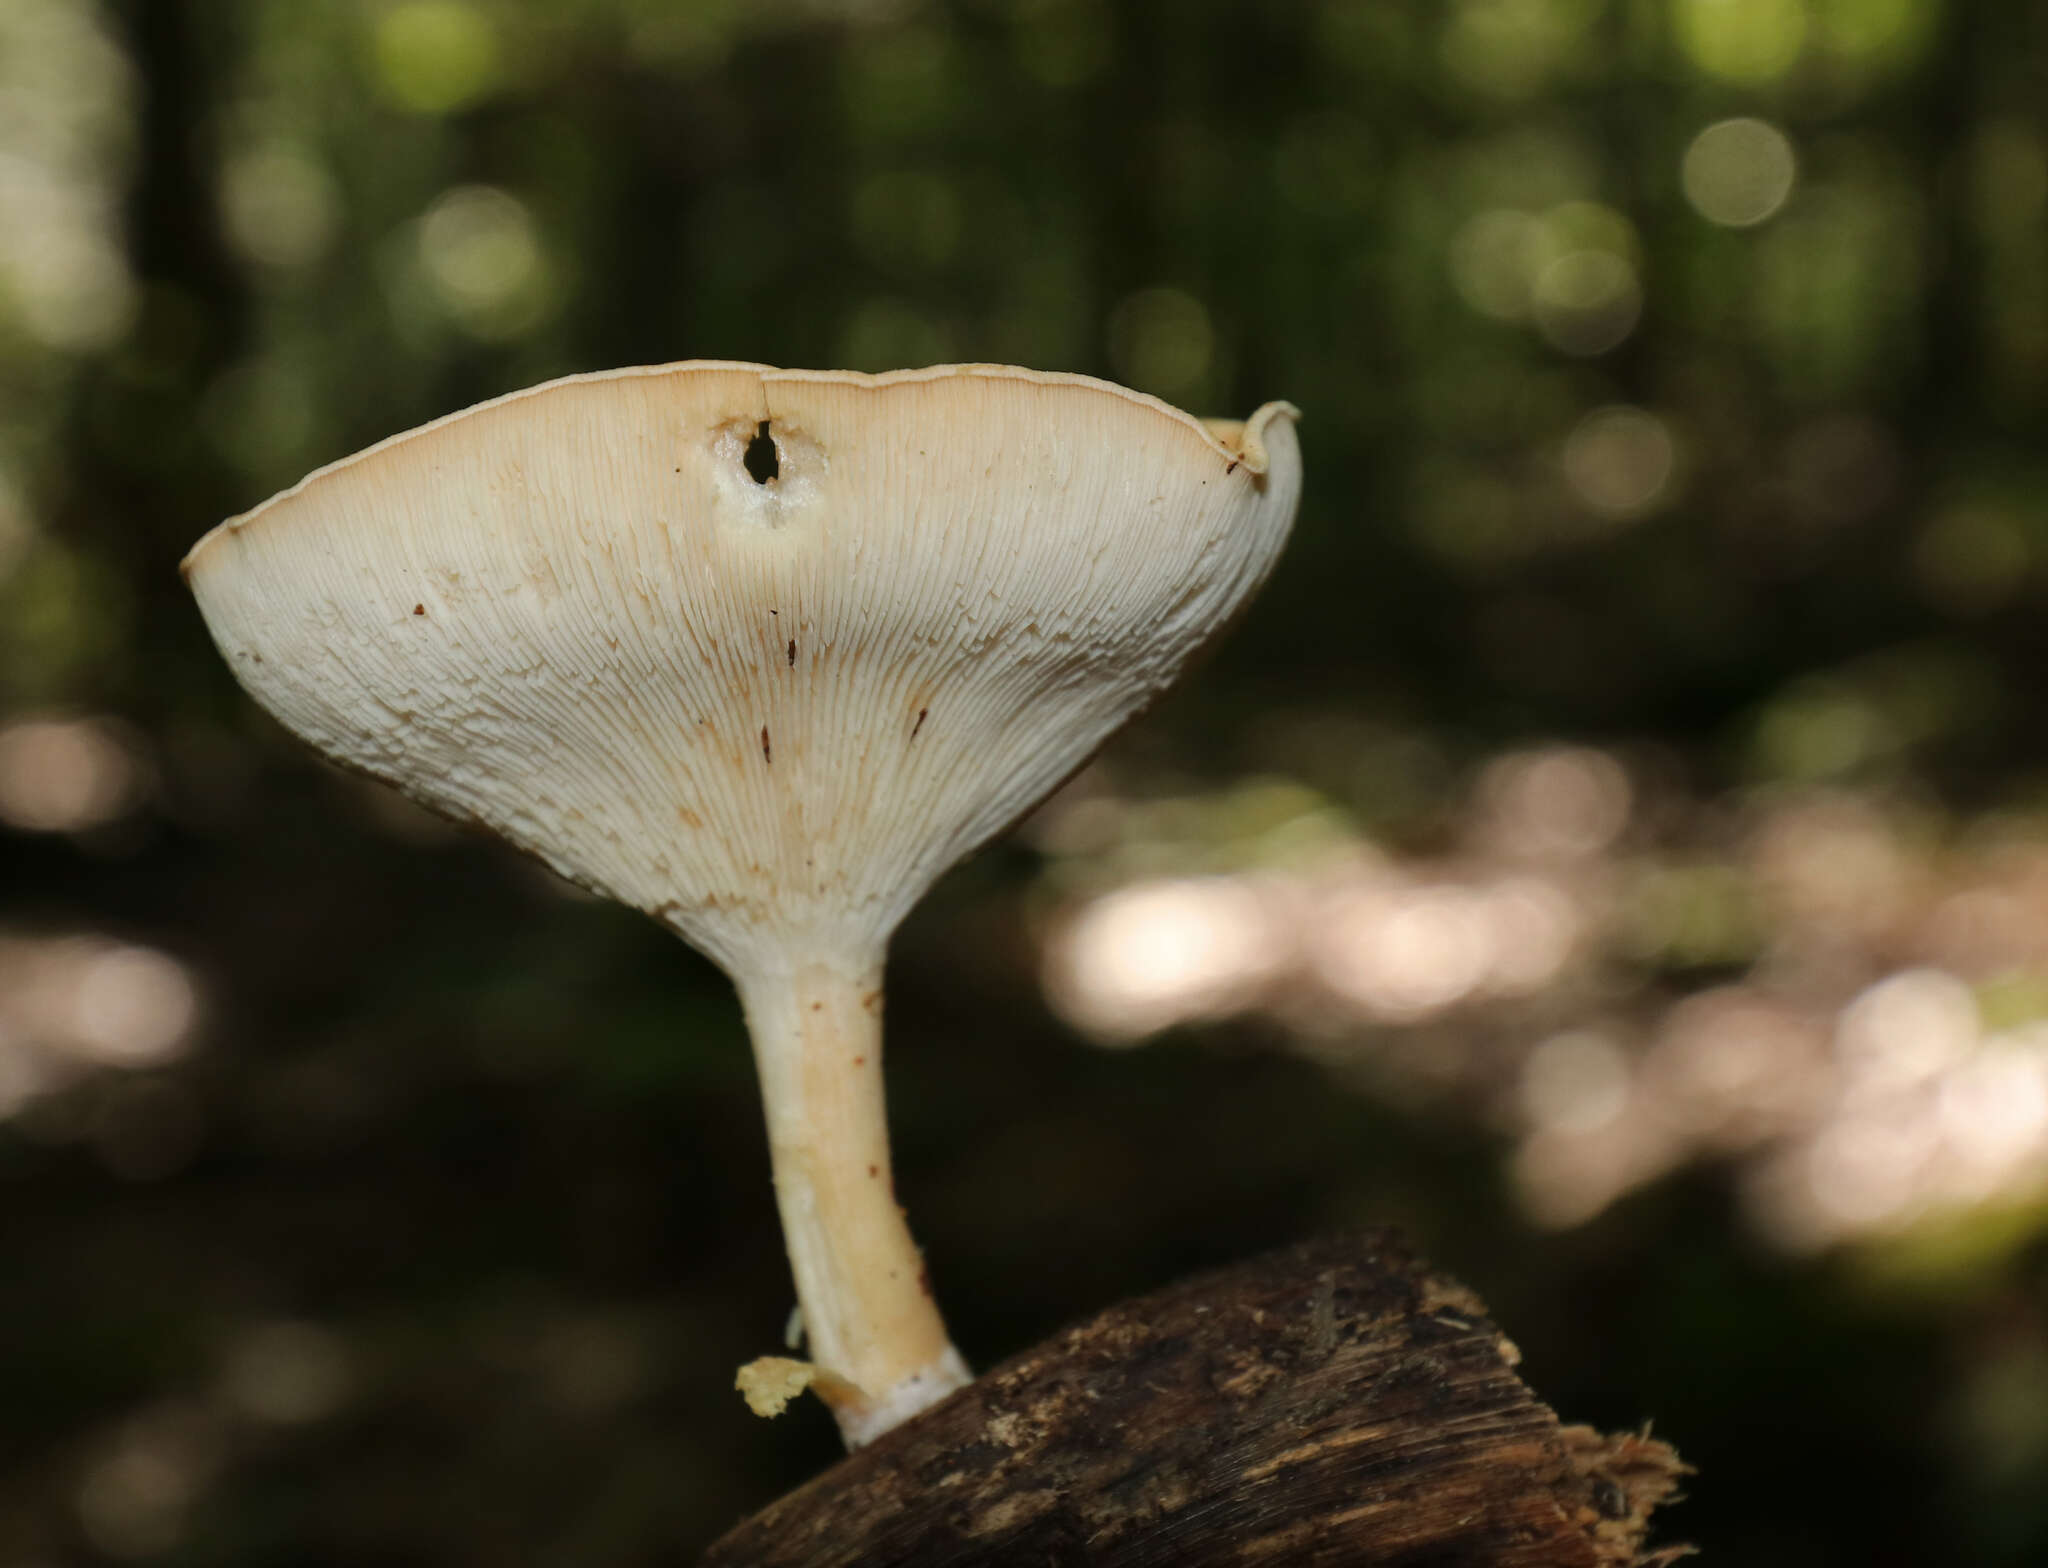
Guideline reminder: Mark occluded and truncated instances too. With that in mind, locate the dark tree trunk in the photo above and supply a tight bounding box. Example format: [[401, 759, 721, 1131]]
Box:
[[704, 1233, 1690, 1566]]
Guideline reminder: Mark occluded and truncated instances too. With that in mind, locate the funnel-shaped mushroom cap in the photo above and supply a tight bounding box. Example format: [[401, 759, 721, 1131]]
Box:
[[187, 361, 1302, 1446], [184, 363, 1300, 976]]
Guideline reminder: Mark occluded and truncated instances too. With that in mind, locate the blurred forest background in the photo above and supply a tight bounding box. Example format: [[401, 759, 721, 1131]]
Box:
[[3, 0, 2047, 1562]]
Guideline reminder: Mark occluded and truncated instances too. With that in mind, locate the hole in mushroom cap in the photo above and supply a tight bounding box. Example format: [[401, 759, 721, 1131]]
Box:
[[743, 421, 778, 485]]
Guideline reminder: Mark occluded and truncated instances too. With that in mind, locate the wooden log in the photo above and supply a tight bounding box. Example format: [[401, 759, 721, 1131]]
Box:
[[704, 1232, 1690, 1566]]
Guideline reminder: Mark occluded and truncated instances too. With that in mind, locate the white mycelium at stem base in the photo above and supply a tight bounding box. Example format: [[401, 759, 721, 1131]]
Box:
[[182, 361, 1303, 1447]]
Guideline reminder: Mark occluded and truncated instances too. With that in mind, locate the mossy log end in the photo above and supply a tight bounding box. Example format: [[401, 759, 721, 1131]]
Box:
[[704, 1232, 1690, 1566]]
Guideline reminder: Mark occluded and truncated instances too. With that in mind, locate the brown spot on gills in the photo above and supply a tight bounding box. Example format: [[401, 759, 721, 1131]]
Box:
[[867, 1164, 879, 1178], [760, 726, 772, 764], [413, 604, 425, 616], [861, 991, 882, 1012], [852, 1055, 866, 1067], [910, 707, 928, 741], [676, 806, 702, 830], [1225, 456, 1241, 475], [787, 638, 796, 667]]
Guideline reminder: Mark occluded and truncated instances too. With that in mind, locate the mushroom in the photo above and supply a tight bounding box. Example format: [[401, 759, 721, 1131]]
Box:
[[182, 361, 1302, 1447]]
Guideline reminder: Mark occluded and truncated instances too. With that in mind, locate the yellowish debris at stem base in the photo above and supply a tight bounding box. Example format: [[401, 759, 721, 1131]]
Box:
[[735, 1356, 820, 1419]]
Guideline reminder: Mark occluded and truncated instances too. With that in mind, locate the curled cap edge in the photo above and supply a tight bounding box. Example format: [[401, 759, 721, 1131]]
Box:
[[1201, 400, 1302, 478]]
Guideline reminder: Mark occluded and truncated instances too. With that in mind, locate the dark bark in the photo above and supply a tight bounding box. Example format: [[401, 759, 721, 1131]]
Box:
[[704, 1232, 1690, 1567]]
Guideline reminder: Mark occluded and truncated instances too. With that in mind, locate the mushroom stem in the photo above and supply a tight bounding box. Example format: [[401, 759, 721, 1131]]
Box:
[[738, 957, 969, 1448]]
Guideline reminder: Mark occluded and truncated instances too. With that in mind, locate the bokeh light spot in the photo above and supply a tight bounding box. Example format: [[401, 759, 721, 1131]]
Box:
[[373, 1, 502, 115], [1048, 878, 1283, 1042], [1476, 746, 1633, 859], [1939, 1038, 2048, 1178], [1106, 287, 1215, 399], [0, 0, 137, 351], [1812, 0, 1933, 74], [224, 1321, 356, 1426], [1836, 969, 1979, 1092], [1440, 0, 1603, 101], [1682, 118, 1797, 227], [74, 1405, 220, 1560], [220, 146, 341, 269], [1674, 0, 1810, 86], [1532, 249, 1640, 355], [1450, 209, 1543, 322], [1805, 1100, 1937, 1227], [72, 945, 201, 1066], [1749, 683, 1893, 781], [1522, 1028, 1632, 1135], [0, 714, 143, 833], [1313, 883, 1496, 1021], [0, 935, 201, 1088], [1562, 406, 1678, 519], [417, 185, 550, 339]]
